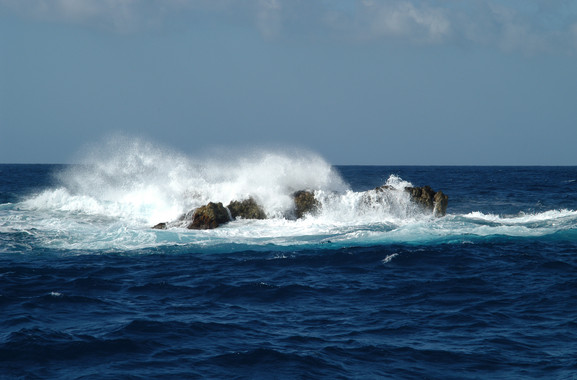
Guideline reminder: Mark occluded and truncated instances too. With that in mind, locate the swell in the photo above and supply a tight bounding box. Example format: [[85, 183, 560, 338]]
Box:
[[2, 242, 577, 378]]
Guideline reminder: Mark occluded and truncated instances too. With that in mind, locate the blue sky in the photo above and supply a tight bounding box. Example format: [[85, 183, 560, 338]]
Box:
[[1, 0, 576, 165]]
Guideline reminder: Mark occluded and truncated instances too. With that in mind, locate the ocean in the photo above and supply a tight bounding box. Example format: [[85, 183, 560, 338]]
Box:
[[1, 143, 577, 379]]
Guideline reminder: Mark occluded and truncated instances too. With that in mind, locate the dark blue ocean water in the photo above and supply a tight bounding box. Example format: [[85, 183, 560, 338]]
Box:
[[1, 163, 577, 379]]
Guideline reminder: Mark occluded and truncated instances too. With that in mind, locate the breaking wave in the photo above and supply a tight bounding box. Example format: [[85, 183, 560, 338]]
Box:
[[37, 137, 349, 223], [2, 137, 577, 253]]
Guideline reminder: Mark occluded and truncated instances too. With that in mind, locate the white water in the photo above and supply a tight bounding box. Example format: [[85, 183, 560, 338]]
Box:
[[50, 137, 350, 223], [2, 138, 577, 252]]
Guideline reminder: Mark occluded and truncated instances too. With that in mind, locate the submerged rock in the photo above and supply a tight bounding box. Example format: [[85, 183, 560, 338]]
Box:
[[293, 190, 320, 219], [227, 198, 266, 220], [188, 202, 231, 230]]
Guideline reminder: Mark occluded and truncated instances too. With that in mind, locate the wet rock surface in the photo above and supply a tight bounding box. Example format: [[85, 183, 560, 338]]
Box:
[[405, 186, 448, 217], [227, 198, 266, 220], [187, 202, 231, 230], [293, 190, 320, 219]]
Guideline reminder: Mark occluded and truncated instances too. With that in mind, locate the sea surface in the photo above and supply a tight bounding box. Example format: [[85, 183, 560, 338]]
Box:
[[1, 143, 577, 379]]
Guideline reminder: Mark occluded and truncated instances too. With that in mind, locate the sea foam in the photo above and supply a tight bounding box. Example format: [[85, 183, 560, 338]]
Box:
[[7, 137, 577, 252], [49, 136, 349, 224]]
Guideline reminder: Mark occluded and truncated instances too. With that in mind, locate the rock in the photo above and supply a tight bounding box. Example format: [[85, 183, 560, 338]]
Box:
[[433, 190, 448, 217], [374, 185, 392, 192], [151, 183, 448, 230], [405, 186, 436, 209], [293, 190, 320, 219], [227, 198, 266, 220], [178, 209, 196, 222], [405, 186, 448, 217], [152, 222, 167, 230], [188, 202, 231, 230]]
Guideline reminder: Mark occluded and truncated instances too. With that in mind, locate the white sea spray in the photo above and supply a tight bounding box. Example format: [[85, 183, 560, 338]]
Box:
[[3, 137, 577, 253]]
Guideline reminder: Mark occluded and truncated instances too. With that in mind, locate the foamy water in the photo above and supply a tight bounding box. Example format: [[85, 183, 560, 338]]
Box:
[[2, 137, 576, 252], [3, 159, 577, 380]]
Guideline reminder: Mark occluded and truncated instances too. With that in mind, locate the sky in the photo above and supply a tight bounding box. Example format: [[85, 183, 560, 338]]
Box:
[[0, 0, 576, 165]]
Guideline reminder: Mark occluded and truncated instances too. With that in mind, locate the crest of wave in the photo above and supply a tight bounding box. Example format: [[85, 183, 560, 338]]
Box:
[[51, 136, 349, 224], [313, 174, 422, 225]]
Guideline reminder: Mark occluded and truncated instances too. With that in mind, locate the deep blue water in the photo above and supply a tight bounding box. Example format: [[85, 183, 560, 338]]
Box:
[[1, 163, 577, 379]]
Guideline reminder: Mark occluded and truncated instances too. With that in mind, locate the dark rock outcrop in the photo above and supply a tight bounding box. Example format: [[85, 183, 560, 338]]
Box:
[[293, 190, 320, 219], [433, 190, 449, 217], [374, 185, 392, 193], [152, 222, 167, 230], [227, 198, 266, 220], [152, 183, 448, 230], [405, 186, 448, 216], [188, 202, 231, 230], [405, 186, 436, 209]]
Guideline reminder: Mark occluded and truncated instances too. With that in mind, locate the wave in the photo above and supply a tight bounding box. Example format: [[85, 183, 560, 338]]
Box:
[[28, 137, 349, 223], [2, 137, 577, 253]]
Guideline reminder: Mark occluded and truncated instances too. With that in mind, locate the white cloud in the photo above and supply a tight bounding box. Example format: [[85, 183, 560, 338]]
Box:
[[2, 0, 577, 53], [479, 2, 552, 53], [256, 0, 283, 39], [0, 0, 140, 31], [358, 1, 451, 43]]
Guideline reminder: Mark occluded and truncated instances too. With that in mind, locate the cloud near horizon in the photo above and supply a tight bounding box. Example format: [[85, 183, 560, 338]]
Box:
[[2, 0, 577, 53]]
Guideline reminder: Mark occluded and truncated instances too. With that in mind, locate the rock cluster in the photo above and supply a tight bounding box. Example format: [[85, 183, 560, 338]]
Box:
[[152, 184, 448, 230], [152, 191, 318, 230]]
